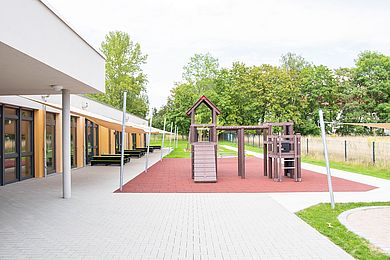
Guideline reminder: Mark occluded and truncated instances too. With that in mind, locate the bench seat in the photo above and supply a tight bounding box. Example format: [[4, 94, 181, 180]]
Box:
[[90, 159, 122, 166], [123, 150, 145, 158]]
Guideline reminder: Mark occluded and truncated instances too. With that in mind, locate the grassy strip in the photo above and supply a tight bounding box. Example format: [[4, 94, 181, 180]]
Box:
[[301, 157, 390, 180], [297, 202, 390, 259], [163, 140, 241, 158], [218, 140, 264, 153], [220, 140, 390, 180], [164, 140, 191, 158]]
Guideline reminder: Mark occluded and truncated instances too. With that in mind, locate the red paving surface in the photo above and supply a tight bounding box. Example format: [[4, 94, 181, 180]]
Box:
[[119, 158, 376, 193]]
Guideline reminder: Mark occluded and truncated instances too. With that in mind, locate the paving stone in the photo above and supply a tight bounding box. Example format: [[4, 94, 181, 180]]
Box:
[[0, 149, 351, 259]]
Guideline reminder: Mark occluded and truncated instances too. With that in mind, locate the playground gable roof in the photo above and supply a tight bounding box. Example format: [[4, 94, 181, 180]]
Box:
[[186, 95, 221, 116]]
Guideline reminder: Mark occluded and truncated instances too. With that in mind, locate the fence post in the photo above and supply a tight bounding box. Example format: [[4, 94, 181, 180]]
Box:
[[306, 138, 309, 155], [372, 141, 376, 164], [252, 134, 255, 146], [344, 140, 347, 161]]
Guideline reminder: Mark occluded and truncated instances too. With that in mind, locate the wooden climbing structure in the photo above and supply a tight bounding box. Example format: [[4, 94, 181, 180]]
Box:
[[187, 95, 302, 183], [186, 96, 220, 182]]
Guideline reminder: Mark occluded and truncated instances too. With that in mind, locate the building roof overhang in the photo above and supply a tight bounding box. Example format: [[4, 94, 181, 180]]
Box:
[[0, 1, 105, 95]]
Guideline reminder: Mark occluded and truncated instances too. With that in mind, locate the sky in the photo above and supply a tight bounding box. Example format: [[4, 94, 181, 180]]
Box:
[[47, 0, 390, 110]]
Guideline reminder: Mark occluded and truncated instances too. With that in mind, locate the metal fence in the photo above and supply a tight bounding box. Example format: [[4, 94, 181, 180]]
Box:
[[220, 133, 390, 167], [303, 136, 390, 166]]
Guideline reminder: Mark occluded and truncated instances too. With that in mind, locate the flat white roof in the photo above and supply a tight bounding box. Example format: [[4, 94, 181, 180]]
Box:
[[0, 0, 105, 95], [39, 0, 105, 60]]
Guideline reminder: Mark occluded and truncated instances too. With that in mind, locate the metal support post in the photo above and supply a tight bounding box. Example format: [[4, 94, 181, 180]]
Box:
[[119, 91, 127, 191], [319, 109, 335, 209]]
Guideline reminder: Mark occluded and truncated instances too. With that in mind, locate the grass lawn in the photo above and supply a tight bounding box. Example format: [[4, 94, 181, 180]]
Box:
[[164, 140, 191, 158], [160, 140, 239, 158], [297, 202, 390, 259], [220, 140, 390, 180], [218, 140, 264, 153]]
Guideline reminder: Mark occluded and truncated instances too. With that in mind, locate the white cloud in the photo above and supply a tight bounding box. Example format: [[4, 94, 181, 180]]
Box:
[[47, 0, 390, 109]]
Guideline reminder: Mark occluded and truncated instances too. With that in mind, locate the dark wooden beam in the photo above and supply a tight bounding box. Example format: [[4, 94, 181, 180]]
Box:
[[263, 128, 268, 177], [238, 128, 245, 178]]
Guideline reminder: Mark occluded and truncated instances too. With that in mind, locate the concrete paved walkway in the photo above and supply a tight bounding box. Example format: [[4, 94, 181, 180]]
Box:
[[221, 145, 390, 212], [0, 149, 351, 259]]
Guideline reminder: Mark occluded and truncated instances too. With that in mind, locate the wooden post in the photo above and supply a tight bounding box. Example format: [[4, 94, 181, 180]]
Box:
[[212, 110, 217, 142], [263, 128, 268, 176], [238, 128, 245, 178]]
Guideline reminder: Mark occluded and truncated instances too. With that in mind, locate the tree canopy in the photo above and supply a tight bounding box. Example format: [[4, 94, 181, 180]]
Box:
[[153, 51, 390, 136], [88, 31, 149, 118]]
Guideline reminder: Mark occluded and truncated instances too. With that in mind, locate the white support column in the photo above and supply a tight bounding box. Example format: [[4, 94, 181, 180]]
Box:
[[62, 89, 71, 199], [173, 125, 177, 149], [119, 91, 127, 192], [169, 122, 173, 150], [160, 117, 166, 161], [145, 114, 153, 172], [175, 126, 179, 148]]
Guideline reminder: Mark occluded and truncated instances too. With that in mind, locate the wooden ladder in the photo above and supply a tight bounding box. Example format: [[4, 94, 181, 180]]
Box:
[[193, 143, 217, 182]]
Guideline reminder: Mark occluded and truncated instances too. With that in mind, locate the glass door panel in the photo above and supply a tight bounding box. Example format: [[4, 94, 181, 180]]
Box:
[[70, 116, 77, 168], [20, 156, 32, 179], [46, 113, 56, 174], [4, 158, 17, 183], [132, 133, 136, 149], [21, 119, 33, 179], [21, 120, 31, 152], [4, 119, 16, 154], [4, 118, 18, 184]]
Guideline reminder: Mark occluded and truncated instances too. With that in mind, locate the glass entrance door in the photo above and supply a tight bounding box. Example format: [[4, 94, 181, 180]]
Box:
[[132, 133, 136, 149], [4, 107, 18, 184], [70, 116, 77, 168], [85, 119, 99, 164], [46, 113, 56, 174], [1, 105, 34, 186]]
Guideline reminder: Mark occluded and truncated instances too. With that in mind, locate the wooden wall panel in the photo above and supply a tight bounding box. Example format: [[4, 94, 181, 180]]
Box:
[[129, 132, 133, 150], [33, 110, 45, 178], [76, 117, 84, 168], [55, 113, 62, 173], [98, 126, 109, 155], [109, 130, 115, 153]]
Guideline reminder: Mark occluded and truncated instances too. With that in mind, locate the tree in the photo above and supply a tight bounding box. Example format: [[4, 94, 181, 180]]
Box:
[[353, 51, 390, 122], [154, 50, 390, 137], [280, 52, 310, 72], [182, 53, 220, 96], [88, 31, 149, 117], [158, 53, 220, 135]]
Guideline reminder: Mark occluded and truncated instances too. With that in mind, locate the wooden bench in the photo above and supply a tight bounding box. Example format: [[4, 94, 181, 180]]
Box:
[[91, 157, 122, 166], [136, 147, 154, 153], [149, 145, 161, 150], [100, 154, 131, 163], [123, 150, 145, 158]]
